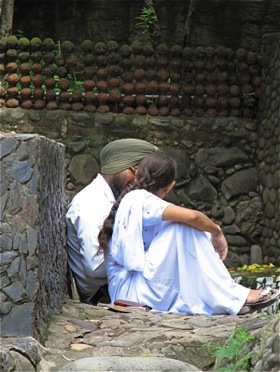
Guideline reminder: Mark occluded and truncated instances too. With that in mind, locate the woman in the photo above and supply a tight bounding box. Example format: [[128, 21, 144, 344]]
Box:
[[98, 153, 279, 315]]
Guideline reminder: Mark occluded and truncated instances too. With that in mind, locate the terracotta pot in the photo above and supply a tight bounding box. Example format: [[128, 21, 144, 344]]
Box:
[[84, 80, 95, 91], [122, 95, 134, 106], [84, 91, 96, 104], [6, 98, 19, 108], [6, 62, 17, 73], [46, 101, 58, 110], [71, 102, 84, 111], [20, 87, 32, 99], [45, 89, 56, 102], [33, 88, 44, 100], [44, 78, 56, 89], [59, 91, 71, 102], [7, 73, 19, 87], [33, 99, 46, 109], [122, 106, 135, 114], [20, 76, 31, 88], [31, 63, 43, 74], [96, 80, 108, 92], [21, 100, 33, 109]]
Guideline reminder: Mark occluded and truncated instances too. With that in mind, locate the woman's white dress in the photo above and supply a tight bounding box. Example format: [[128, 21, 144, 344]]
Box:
[[106, 189, 249, 315]]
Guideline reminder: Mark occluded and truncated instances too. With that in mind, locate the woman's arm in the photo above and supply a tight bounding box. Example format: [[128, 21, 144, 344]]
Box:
[[162, 204, 228, 260]]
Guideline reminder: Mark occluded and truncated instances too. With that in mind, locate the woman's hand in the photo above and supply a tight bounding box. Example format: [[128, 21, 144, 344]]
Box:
[[211, 232, 228, 261]]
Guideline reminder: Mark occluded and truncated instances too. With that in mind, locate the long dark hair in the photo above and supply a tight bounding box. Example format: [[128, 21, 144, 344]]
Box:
[[98, 153, 177, 253]]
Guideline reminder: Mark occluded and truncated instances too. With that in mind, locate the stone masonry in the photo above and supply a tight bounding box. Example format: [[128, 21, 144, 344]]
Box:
[[0, 133, 67, 342]]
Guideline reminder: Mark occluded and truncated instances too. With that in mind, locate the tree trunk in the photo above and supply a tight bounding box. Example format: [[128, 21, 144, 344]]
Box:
[[0, 0, 15, 37]]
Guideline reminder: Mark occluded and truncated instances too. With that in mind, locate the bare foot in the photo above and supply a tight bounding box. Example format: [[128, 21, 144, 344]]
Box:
[[245, 289, 266, 304]]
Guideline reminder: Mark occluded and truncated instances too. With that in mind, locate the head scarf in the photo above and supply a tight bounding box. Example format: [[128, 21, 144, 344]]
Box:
[[100, 138, 158, 174]]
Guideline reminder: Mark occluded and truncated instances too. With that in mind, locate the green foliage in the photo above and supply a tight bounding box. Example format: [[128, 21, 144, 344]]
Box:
[[213, 329, 255, 372], [135, 1, 157, 38]]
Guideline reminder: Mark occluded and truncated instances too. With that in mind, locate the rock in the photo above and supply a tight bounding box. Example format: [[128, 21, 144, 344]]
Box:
[[59, 356, 201, 371]]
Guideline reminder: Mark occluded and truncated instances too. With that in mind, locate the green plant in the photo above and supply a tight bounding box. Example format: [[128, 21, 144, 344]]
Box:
[[212, 329, 255, 371], [135, 1, 157, 39]]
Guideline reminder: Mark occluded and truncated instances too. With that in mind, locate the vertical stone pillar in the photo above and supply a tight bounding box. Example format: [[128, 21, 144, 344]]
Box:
[[0, 133, 67, 342], [258, 34, 280, 265]]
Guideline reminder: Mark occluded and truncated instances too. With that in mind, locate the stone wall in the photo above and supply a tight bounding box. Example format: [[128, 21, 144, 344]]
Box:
[[0, 133, 67, 342], [257, 34, 280, 264], [2, 109, 279, 267]]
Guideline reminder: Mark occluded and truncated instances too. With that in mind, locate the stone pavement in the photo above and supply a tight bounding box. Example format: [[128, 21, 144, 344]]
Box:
[[1, 293, 279, 371], [4, 297, 273, 372]]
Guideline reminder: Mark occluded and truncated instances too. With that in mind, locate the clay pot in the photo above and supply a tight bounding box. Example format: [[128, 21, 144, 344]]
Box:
[[122, 71, 134, 83], [44, 78, 56, 89], [157, 69, 169, 82], [66, 54, 78, 69], [229, 97, 241, 108], [84, 91, 96, 104], [59, 91, 71, 102], [122, 83, 134, 95], [83, 66, 96, 79], [146, 81, 158, 94], [170, 108, 181, 117], [170, 72, 181, 82], [21, 100, 33, 109], [135, 94, 146, 106], [146, 69, 157, 81], [147, 105, 159, 116], [157, 95, 169, 107], [97, 105, 110, 113], [217, 96, 229, 109], [84, 104, 96, 113], [7, 87, 19, 98], [57, 78, 69, 91], [169, 95, 180, 109], [169, 83, 181, 96], [33, 100, 46, 109], [71, 91, 83, 102], [31, 63, 43, 74], [122, 106, 135, 115], [45, 90, 57, 102], [71, 102, 84, 111], [96, 68, 108, 80], [33, 88, 45, 100], [83, 54, 95, 66], [205, 84, 217, 96], [20, 87, 32, 99], [46, 101, 58, 110], [97, 80, 108, 92], [96, 93, 108, 104], [122, 95, 134, 106], [135, 106, 147, 115], [229, 85, 240, 96], [134, 82, 146, 94], [217, 84, 229, 96], [84, 80, 95, 91], [194, 85, 205, 96], [6, 62, 17, 73], [158, 107, 170, 116], [43, 52, 55, 64], [230, 108, 242, 117], [206, 108, 217, 117], [205, 97, 217, 108], [58, 102, 71, 110], [108, 77, 120, 88], [19, 76, 31, 88], [158, 82, 169, 94], [31, 51, 42, 63], [6, 98, 19, 107], [108, 88, 121, 103], [6, 73, 19, 87], [19, 63, 31, 76], [43, 65, 56, 77], [134, 68, 146, 81]]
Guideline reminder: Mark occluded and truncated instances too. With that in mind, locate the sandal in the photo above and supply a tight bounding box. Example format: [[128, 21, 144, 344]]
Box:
[[245, 288, 280, 311]]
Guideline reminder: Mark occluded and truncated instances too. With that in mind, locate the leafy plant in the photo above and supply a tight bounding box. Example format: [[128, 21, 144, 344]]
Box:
[[213, 329, 255, 372], [135, 1, 157, 39]]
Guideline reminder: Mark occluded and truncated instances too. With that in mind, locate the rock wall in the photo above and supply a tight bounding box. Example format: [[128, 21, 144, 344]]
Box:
[[1, 109, 278, 267], [0, 133, 67, 342], [257, 34, 280, 265]]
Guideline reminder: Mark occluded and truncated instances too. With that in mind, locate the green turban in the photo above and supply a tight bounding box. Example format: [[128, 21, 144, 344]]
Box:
[[100, 138, 158, 174]]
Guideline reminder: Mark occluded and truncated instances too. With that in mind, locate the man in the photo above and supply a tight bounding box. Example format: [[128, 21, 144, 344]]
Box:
[[66, 138, 158, 305]]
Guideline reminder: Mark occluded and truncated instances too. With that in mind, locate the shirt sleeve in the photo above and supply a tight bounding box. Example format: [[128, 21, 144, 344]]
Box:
[[142, 193, 171, 226]]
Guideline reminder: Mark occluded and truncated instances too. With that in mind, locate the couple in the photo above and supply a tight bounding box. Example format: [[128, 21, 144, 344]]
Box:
[[66, 138, 279, 315]]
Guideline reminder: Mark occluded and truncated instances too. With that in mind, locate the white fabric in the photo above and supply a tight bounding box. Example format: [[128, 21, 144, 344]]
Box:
[[107, 189, 250, 315], [66, 174, 115, 296]]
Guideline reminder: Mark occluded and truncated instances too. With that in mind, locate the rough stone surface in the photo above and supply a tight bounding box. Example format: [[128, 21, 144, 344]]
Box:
[[0, 133, 67, 342]]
